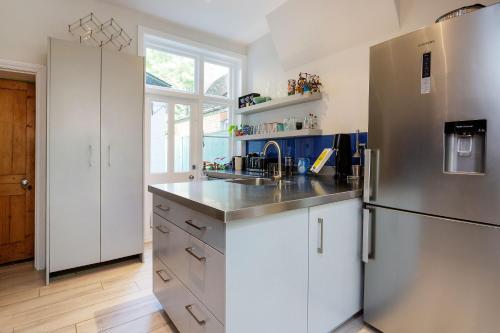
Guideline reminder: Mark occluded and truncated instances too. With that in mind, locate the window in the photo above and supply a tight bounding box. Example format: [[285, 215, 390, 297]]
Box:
[[203, 104, 229, 164], [150, 101, 168, 173], [142, 29, 243, 177], [204, 62, 230, 98], [174, 104, 191, 172], [146, 48, 195, 93]]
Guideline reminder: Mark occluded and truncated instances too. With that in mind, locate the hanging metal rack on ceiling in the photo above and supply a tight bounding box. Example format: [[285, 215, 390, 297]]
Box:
[[68, 12, 132, 51]]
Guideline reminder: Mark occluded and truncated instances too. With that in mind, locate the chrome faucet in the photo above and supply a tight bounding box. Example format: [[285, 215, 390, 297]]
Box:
[[263, 140, 282, 181]]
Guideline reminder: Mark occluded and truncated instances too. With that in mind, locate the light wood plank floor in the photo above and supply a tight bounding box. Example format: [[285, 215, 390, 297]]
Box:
[[0, 243, 375, 333], [0, 243, 176, 333]]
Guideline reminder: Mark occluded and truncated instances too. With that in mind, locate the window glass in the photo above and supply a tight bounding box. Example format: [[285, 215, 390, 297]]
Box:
[[204, 62, 230, 98], [150, 101, 168, 173], [146, 48, 195, 93], [174, 104, 191, 172], [203, 104, 229, 164]]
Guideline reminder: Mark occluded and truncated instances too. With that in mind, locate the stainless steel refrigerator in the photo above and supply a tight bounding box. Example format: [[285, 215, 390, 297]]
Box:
[[363, 4, 500, 333]]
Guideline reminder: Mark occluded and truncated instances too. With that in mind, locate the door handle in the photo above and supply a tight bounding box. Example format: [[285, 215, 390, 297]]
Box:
[[88, 145, 93, 167], [20, 178, 30, 190], [107, 144, 111, 167], [317, 218, 324, 254], [185, 305, 206, 326], [362, 208, 373, 263]]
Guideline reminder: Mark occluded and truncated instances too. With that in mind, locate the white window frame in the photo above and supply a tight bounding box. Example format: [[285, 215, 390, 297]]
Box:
[[139, 26, 245, 172]]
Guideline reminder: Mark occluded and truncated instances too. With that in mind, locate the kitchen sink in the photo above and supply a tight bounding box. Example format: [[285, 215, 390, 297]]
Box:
[[225, 178, 294, 186]]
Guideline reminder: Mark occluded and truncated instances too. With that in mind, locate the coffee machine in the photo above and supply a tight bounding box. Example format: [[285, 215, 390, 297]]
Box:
[[333, 134, 352, 180]]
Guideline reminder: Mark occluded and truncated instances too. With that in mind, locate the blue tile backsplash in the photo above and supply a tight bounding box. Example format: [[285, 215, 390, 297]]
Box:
[[246, 132, 368, 166]]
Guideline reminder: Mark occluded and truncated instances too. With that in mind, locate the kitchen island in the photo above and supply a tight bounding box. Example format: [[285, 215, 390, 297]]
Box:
[[148, 175, 363, 333]]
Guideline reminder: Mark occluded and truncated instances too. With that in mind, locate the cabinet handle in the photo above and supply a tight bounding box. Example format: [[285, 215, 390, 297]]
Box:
[[107, 144, 111, 167], [155, 225, 170, 234], [155, 204, 170, 212], [185, 305, 206, 326], [185, 247, 206, 262], [88, 145, 93, 167], [156, 269, 172, 282], [362, 208, 373, 263], [317, 218, 324, 254], [185, 219, 207, 231]]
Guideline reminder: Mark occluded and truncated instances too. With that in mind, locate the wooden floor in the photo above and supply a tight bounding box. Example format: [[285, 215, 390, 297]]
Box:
[[0, 243, 375, 333], [0, 243, 176, 333]]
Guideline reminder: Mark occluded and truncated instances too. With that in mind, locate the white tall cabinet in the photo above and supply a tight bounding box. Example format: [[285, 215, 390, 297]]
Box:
[[48, 38, 144, 274]]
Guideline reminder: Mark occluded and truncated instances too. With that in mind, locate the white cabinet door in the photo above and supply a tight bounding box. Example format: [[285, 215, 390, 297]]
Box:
[[100, 49, 144, 261], [48, 38, 101, 272], [308, 199, 363, 333]]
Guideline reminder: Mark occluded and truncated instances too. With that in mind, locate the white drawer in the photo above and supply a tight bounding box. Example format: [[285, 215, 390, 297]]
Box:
[[184, 235, 225, 324], [153, 195, 225, 254], [153, 256, 224, 333]]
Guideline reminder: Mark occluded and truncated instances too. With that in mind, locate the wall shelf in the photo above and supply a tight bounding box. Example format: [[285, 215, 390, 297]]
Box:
[[235, 129, 323, 141], [236, 92, 322, 115]]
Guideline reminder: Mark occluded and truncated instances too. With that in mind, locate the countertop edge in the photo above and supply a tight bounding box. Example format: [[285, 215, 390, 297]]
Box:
[[148, 185, 227, 221], [148, 184, 362, 223]]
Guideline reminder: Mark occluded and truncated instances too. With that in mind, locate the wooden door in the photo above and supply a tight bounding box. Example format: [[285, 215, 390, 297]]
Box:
[[0, 79, 35, 265]]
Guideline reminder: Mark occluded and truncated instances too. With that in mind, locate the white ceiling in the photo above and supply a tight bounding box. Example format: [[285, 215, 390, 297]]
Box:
[[103, 0, 288, 44]]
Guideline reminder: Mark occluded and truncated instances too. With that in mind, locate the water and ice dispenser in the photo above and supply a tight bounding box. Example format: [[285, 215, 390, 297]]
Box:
[[444, 120, 486, 174]]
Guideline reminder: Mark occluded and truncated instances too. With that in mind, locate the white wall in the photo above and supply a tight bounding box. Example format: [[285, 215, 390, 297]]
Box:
[[246, 0, 498, 134], [0, 0, 246, 66], [0, 0, 246, 257]]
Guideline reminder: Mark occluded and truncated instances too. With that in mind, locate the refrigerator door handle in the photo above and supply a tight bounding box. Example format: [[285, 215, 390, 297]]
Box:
[[363, 149, 372, 202], [364, 149, 379, 202], [362, 208, 373, 263]]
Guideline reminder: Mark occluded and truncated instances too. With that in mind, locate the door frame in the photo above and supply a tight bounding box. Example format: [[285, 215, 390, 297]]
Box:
[[0, 58, 47, 270]]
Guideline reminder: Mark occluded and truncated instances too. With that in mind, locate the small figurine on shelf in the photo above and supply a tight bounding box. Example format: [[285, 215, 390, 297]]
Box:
[[296, 72, 307, 94], [288, 79, 296, 96], [303, 73, 312, 93], [309, 75, 323, 93]]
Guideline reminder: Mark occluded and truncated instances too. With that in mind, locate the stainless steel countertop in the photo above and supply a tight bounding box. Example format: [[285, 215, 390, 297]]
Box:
[[148, 171, 362, 223]]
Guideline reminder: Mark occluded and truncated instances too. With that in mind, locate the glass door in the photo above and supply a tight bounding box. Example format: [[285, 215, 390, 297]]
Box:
[[146, 95, 199, 185], [144, 95, 199, 240]]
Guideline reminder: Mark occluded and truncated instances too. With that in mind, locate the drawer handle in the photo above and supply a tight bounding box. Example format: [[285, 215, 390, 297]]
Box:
[[185, 219, 207, 231], [155, 225, 170, 234], [155, 204, 170, 212], [185, 247, 206, 262], [155, 269, 172, 282], [185, 305, 206, 326]]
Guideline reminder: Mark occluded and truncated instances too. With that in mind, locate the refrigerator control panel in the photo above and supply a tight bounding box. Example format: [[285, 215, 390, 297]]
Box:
[[421, 52, 432, 94]]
